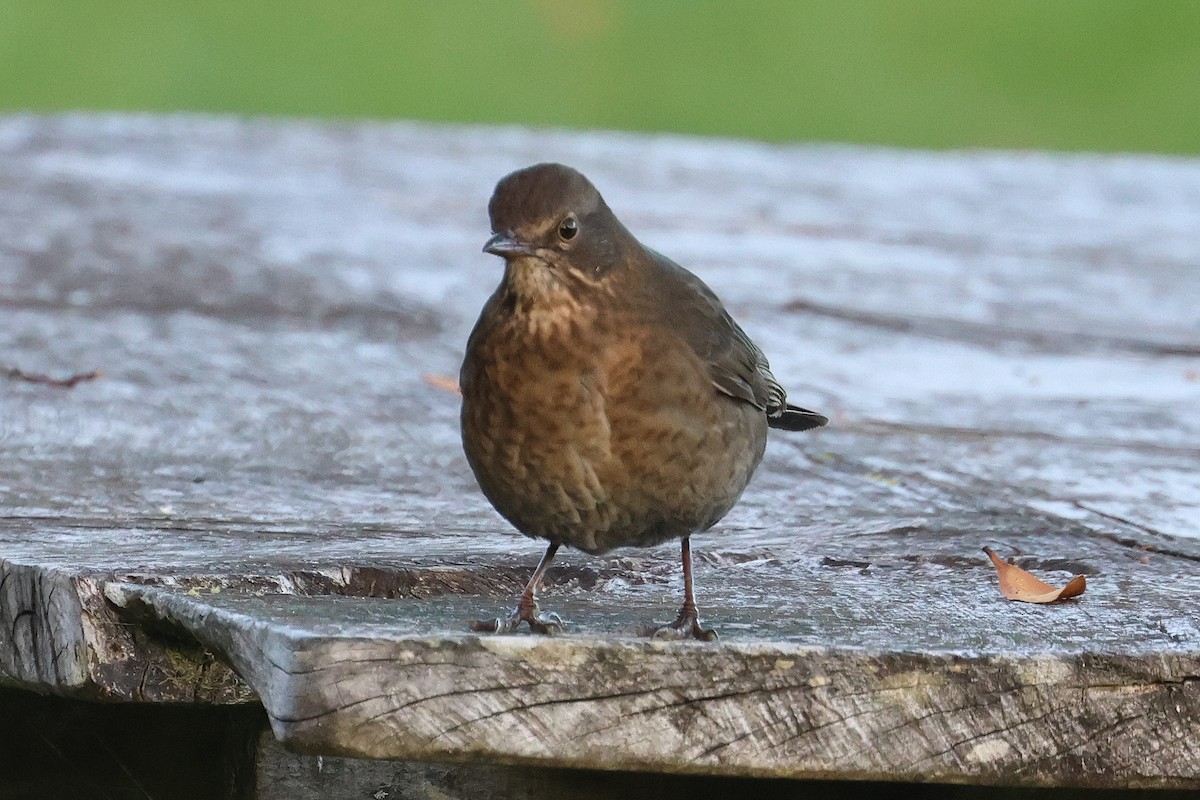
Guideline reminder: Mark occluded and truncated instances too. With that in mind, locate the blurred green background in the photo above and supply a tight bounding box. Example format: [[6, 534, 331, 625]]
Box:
[[3, 1, 1199, 154]]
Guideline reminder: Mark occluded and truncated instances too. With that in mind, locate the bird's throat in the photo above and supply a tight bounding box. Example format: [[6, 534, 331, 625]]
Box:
[[506, 258, 581, 307], [504, 258, 591, 337]]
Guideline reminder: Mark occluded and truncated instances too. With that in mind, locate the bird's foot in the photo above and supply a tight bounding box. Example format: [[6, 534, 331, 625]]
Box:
[[470, 603, 565, 635], [639, 610, 718, 642]]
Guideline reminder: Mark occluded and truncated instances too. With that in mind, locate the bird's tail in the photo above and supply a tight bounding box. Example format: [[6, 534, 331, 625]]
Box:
[[768, 404, 829, 432]]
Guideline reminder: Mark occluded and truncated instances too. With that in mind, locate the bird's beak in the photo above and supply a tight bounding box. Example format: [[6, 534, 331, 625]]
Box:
[[483, 232, 535, 258]]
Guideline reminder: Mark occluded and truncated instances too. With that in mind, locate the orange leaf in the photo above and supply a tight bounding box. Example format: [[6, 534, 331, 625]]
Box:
[[423, 374, 462, 396], [983, 547, 1086, 604]]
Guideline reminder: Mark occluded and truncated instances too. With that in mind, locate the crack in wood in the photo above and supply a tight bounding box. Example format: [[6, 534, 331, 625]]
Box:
[[1025, 712, 1147, 770], [360, 680, 548, 731], [783, 298, 1200, 357], [905, 703, 1068, 771], [1070, 502, 1200, 562], [864, 693, 1003, 744], [845, 419, 1200, 459], [813, 445, 1200, 564], [1084, 676, 1200, 690], [429, 684, 671, 741]]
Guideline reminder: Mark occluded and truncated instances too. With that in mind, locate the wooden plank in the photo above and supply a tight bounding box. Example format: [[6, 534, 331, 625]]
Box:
[[1, 113, 1199, 786], [109, 583, 1200, 787]]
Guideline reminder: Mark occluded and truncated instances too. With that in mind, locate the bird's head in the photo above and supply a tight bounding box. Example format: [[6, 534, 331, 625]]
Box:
[[483, 163, 627, 302]]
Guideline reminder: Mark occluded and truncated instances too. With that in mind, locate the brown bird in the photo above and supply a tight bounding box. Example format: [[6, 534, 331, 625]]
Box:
[[461, 163, 826, 640]]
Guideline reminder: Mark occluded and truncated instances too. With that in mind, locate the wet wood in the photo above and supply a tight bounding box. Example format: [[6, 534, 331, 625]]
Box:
[[1, 113, 1199, 788]]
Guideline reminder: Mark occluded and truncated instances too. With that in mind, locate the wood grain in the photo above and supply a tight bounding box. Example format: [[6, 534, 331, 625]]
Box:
[[1, 113, 1198, 786]]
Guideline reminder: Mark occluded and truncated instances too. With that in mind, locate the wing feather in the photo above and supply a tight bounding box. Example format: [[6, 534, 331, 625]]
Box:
[[639, 249, 826, 432]]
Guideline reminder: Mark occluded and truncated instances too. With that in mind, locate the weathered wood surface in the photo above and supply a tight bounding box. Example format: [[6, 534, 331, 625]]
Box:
[[1, 114, 1199, 787]]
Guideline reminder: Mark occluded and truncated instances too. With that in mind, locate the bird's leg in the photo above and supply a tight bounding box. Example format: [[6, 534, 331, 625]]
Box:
[[643, 537, 718, 641], [471, 542, 565, 635]]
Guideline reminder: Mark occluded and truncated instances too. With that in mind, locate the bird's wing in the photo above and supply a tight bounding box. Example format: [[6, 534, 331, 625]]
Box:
[[640, 249, 825, 432]]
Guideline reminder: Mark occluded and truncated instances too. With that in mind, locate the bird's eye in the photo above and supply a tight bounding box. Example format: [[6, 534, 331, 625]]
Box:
[[558, 216, 578, 241]]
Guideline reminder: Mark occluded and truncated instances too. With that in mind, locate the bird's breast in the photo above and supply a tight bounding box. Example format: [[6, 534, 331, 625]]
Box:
[[460, 306, 765, 553]]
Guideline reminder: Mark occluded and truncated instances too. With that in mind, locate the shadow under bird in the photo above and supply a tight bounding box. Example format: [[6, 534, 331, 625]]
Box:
[[461, 163, 827, 640]]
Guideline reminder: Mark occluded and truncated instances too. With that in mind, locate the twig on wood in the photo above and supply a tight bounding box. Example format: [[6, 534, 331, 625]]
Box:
[[3, 364, 103, 389]]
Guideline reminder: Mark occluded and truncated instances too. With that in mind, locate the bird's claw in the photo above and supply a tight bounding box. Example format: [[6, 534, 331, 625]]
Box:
[[468, 616, 505, 634], [640, 616, 718, 642], [470, 606, 565, 636], [526, 610, 565, 635]]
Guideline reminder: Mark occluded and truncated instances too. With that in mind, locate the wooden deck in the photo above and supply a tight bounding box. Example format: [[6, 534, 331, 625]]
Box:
[[1, 114, 1198, 795]]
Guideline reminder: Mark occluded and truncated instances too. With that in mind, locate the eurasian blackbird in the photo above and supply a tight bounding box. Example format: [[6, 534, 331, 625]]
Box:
[[461, 163, 826, 640]]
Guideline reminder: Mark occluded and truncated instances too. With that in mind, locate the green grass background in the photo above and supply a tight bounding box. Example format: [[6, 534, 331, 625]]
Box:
[[3, 1, 1199, 153]]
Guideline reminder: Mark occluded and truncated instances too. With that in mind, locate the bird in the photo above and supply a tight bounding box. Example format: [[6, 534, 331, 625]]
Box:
[[460, 163, 827, 640]]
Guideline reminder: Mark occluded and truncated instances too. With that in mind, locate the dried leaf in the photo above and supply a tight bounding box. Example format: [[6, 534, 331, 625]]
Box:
[[423, 374, 461, 396], [983, 546, 1086, 604]]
